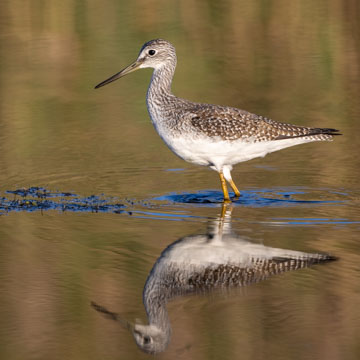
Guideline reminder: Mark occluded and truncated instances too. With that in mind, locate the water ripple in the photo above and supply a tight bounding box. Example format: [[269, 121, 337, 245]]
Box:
[[0, 186, 353, 228], [155, 188, 345, 207]]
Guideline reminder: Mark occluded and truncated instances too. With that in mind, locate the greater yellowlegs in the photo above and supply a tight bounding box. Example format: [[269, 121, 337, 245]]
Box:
[[92, 206, 336, 354], [95, 39, 341, 201]]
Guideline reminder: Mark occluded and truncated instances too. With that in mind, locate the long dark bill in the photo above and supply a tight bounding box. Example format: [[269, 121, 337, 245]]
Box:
[[94, 59, 142, 89], [90, 301, 134, 332]]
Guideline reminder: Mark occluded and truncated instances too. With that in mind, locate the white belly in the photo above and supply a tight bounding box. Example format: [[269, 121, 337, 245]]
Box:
[[159, 132, 315, 170]]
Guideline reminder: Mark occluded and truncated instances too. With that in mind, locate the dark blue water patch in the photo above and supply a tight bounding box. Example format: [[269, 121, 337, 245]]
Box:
[[155, 188, 344, 207], [155, 190, 225, 204], [1, 187, 128, 214]]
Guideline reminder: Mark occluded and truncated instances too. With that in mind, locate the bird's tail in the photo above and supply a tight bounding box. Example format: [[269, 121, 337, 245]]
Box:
[[276, 127, 342, 141]]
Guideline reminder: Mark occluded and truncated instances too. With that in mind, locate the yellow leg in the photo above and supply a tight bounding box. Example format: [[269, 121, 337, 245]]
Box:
[[219, 171, 231, 202], [228, 178, 241, 197]]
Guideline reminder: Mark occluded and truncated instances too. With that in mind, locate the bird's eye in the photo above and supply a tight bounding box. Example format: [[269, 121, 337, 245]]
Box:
[[148, 49, 156, 56], [143, 336, 151, 344]]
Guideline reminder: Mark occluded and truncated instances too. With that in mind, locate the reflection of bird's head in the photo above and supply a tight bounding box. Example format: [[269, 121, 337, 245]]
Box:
[[133, 324, 171, 354]]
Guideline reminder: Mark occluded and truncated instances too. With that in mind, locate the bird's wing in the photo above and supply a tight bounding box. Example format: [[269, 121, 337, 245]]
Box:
[[186, 254, 336, 289], [186, 104, 340, 141]]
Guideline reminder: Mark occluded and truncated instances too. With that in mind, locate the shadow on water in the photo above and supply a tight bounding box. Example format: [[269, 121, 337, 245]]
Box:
[[91, 205, 337, 354]]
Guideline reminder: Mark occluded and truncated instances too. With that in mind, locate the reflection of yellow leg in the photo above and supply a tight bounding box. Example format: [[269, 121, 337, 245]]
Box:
[[228, 178, 240, 197], [219, 171, 230, 202], [219, 203, 233, 232], [220, 202, 231, 219]]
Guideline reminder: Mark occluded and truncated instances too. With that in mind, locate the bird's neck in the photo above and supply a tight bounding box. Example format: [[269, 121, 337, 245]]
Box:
[[146, 63, 176, 110], [143, 279, 172, 339]]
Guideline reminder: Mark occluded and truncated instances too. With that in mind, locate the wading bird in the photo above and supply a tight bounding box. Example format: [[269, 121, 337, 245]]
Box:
[[95, 39, 340, 201]]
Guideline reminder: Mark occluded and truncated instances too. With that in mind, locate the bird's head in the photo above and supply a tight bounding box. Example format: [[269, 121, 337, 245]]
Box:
[[132, 323, 171, 354], [95, 39, 176, 89]]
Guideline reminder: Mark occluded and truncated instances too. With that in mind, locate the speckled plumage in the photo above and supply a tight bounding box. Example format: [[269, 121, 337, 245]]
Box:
[[189, 106, 339, 142], [95, 39, 341, 200]]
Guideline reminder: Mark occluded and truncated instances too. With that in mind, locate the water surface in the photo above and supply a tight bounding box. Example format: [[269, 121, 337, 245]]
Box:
[[0, 1, 360, 359]]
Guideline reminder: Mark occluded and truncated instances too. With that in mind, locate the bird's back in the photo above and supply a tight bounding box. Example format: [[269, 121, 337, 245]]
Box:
[[172, 101, 341, 142]]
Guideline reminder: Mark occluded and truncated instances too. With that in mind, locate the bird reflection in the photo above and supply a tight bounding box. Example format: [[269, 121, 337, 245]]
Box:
[[92, 204, 336, 354]]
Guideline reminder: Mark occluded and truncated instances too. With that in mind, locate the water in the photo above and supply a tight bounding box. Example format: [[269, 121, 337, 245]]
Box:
[[1, 1, 360, 359]]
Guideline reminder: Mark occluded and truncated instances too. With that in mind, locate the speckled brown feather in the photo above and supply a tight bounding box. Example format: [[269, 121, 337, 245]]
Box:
[[187, 104, 341, 142]]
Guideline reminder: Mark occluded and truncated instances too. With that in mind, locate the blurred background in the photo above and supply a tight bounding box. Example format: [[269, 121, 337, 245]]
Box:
[[0, 1, 359, 359]]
